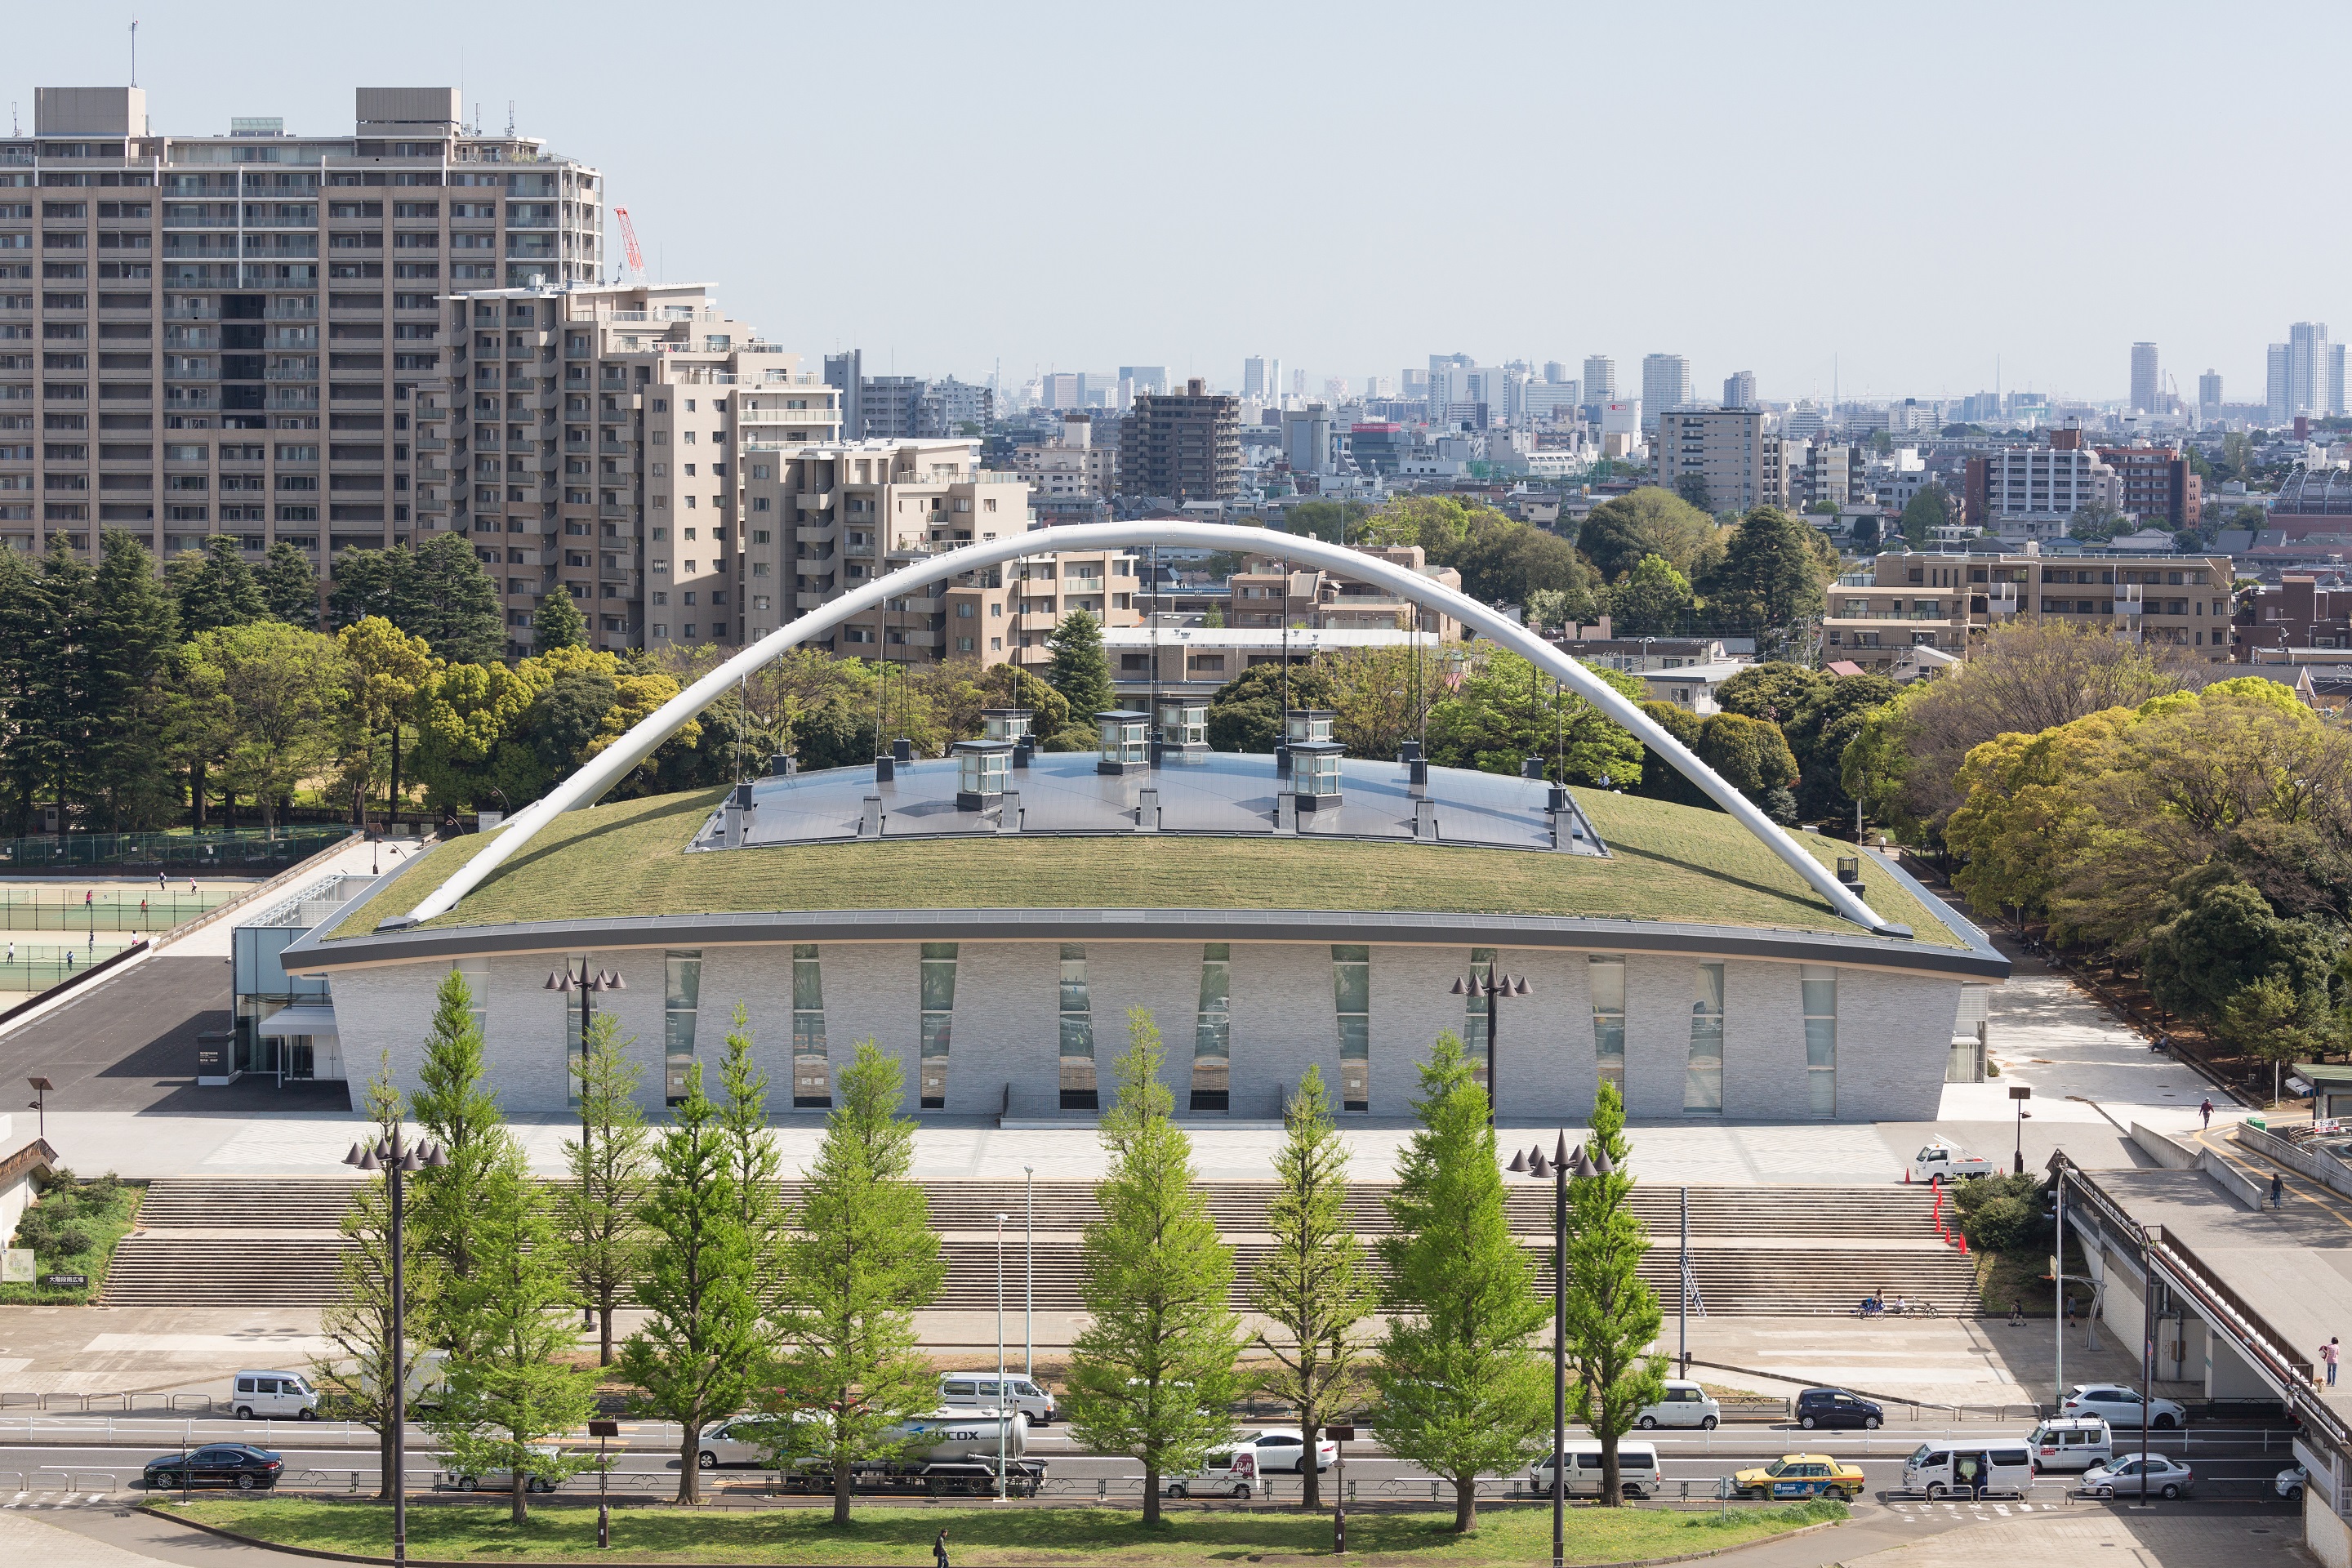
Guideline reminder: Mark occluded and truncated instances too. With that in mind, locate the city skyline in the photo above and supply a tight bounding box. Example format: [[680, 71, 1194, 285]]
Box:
[[11, 2, 2352, 406]]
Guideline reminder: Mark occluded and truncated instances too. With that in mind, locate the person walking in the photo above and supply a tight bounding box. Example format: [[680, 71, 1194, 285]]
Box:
[[2010, 1297, 2025, 1327], [2324, 1337, 2340, 1388], [2270, 1173, 2286, 1211], [2199, 1098, 2214, 1130], [933, 1529, 951, 1568]]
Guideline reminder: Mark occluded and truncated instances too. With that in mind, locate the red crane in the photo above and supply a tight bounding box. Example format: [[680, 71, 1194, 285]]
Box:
[[613, 206, 646, 283]]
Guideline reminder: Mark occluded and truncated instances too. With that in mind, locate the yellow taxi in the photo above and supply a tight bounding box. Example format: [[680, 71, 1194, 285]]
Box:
[[1733, 1453, 1866, 1501]]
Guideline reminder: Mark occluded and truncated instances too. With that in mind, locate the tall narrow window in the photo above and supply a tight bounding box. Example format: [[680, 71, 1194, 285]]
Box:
[[1685, 961, 1724, 1114], [1463, 947, 1497, 1092], [791, 943, 829, 1109], [1058, 943, 1096, 1111], [1802, 964, 1837, 1117], [559, 952, 590, 1109], [664, 950, 702, 1106], [1589, 956, 1626, 1097], [1190, 942, 1231, 1112], [455, 957, 489, 1039], [1331, 944, 1370, 1112], [919, 942, 958, 1109]]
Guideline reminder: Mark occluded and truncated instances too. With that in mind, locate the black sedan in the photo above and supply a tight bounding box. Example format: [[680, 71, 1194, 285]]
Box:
[[144, 1444, 286, 1490]]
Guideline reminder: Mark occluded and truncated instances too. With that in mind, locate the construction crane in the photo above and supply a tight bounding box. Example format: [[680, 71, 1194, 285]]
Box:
[[614, 207, 647, 285]]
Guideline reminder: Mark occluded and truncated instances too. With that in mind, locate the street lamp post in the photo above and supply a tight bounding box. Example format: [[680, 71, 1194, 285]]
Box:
[[1022, 1165, 1034, 1379], [1505, 1130, 1578, 1568], [995, 1212, 1009, 1500], [26, 1076, 52, 1143], [546, 960, 623, 1327], [588, 1419, 617, 1548], [1450, 968, 1531, 1125], [343, 1129, 448, 1568], [2009, 1085, 2032, 1175]]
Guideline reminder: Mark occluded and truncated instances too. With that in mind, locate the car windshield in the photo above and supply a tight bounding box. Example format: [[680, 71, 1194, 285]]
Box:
[[1763, 1459, 1790, 1477], [1909, 1444, 1932, 1463]]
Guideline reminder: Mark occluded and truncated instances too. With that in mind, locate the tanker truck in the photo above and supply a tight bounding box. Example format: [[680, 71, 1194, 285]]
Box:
[[753, 1408, 1045, 1497]]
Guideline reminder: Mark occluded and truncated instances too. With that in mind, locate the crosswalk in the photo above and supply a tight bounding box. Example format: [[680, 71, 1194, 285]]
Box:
[[3, 1491, 123, 1509], [1886, 1498, 2064, 1524]]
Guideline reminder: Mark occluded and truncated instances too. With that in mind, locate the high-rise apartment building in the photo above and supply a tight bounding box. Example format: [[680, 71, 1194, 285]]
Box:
[[1241, 356, 1279, 403], [2130, 342, 2158, 415], [0, 85, 601, 600], [1961, 422, 2120, 536], [1639, 353, 1690, 430], [2268, 342, 2292, 425], [1543, 361, 1568, 385], [2288, 322, 2331, 418], [859, 375, 928, 440], [2198, 370, 2222, 421], [1722, 369, 1756, 409], [1011, 412, 1115, 500], [1582, 355, 1615, 403], [1116, 378, 1239, 501], [1117, 366, 1166, 395], [2093, 443, 2201, 529], [823, 350, 863, 438], [1282, 403, 1332, 475], [1653, 408, 1781, 512]]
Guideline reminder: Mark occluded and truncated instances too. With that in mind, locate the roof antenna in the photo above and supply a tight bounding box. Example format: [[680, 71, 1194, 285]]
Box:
[[130, 20, 139, 88], [506, 100, 516, 138]]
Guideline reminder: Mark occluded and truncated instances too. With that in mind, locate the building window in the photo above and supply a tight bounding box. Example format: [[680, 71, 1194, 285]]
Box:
[[919, 942, 957, 1109], [664, 950, 702, 1106], [559, 951, 591, 1109], [455, 957, 489, 1040], [1463, 947, 1497, 1093], [1686, 962, 1724, 1113], [1191, 942, 1232, 1112], [791, 943, 828, 1109], [1802, 964, 1836, 1117], [1589, 956, 1625, 1097], [1058, 942, 1096, 1111], [1332, 944, 1369, 1112]]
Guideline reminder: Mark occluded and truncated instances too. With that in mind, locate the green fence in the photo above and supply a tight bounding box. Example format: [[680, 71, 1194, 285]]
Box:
[[0, 893, 235, 933], [0, 942, 142, 991], [0, 826, 354, 871]]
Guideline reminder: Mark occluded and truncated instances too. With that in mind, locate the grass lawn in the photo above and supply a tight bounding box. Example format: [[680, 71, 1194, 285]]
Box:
[[162, 1495, 1842, 1566], [0, 1175, 142, 1305], [331, 784, 1961, 950]]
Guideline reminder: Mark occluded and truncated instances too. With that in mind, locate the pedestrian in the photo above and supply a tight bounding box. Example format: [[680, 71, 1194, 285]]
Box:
[[2270, 1173, 2285, 1211], [157, 871, 166, 892], [2010, 1298, 2025, 1327], [2326, 1337, 2341, 1388], [2199, 1098, 2214, 1130], [5, 941, 12, 965], [188, 878, 197, 895], [933, 1528, 950, 1568]]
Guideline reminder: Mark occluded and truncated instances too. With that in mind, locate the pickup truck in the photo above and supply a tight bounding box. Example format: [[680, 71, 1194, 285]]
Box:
[[1909, 1140, 1994, 1183]]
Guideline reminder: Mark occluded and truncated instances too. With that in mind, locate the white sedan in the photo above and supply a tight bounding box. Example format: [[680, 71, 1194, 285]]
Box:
[[1240, 1428, 1338, 1472], [2080, 1453, 2194, 1499]]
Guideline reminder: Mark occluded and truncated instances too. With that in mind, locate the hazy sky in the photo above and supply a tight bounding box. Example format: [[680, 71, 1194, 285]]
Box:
[[14, 2, 2344, 405]]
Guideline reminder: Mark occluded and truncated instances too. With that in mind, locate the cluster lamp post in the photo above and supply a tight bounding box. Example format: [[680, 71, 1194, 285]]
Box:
[[341, 1129, 448, 1568], [1508, 1129, 1608, 1568], [1450, 967, 1531, 1124]]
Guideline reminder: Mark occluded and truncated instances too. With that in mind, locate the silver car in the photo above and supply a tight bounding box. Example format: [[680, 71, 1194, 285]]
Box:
[[2080, 1452, 2194, 1499], [698, 1416, 801, 1469]]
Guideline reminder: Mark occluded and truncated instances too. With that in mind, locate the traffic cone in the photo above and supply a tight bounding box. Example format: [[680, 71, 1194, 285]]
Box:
[[1904, 1168, 1911, 1184], [1957, 1235, 1968, 1254]]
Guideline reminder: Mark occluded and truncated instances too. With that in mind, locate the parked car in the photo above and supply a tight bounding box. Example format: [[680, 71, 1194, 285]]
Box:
[[1903, 1443, 2034, 1499], [1795, 1388, 1883, 1430], [938, 1373, 1057, 1426], [229, 1370, 318, 1421], [699, 1416, 808, 1469], [1909, 1140, 1994, 1183], [1635, 1379, 1721, 1429], [1731, 1453, 1866, 1502], [1531, 1441, 1664, 1499], [2026, 1416, 2114, 1472], [1236, 1428, 1336, 1472], [2060, 1384, 2187, 1431], [143, 1444, 285, 1491], [2080, 1452, 2194, 1499], [444, 1444, 565, 1494], [2277, 1463, 2309, 1501], [1165, 1447, 1261, 1499]]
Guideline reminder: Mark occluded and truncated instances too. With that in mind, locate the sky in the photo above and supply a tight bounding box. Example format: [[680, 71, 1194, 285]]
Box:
[[12, 1, 2346, 407]]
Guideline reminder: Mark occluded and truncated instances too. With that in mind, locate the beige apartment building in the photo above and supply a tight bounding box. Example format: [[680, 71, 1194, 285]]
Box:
[[0, 85, 599, 608], [1228, 544, 1464, 637], [1820, 548, 2236, 675], [1010, 412, 1115, 499], [1650, 406, 1784, 512]]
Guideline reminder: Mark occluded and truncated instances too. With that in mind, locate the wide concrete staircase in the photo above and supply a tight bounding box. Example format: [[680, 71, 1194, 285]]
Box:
[[103, 1178, 1978, 1316]]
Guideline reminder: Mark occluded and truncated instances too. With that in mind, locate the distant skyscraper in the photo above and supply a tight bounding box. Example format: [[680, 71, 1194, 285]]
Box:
[[1243, 357, 1270, 399], [1119, 366, 1168, 395], [2130, 342, 2159, 415], [825, 350, 865, 437], [2333, 344, 2347, 417], [1722, 370, 1757, 409], [1583, 355, 1616, 403], [2289, 322, 2331, 417], [1291, 368, 1307, 398], [2198, 370, 2222, 418], [1544, 361, 1569, 385], [2268, 343, 2292, 425], [1640, 354, 1691, 430]]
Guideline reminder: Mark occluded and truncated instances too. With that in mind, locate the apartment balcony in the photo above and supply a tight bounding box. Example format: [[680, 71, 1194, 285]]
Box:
[[795, 591, 835, 611], [1823, 610, 1961, 626]]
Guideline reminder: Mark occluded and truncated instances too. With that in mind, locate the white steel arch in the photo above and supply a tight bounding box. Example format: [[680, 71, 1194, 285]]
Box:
[[401, 522, 1899, 934]]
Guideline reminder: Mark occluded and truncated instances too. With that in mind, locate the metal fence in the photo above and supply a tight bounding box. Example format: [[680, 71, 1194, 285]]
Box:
[[0, 893, 235, 932], [0, 827, 353, 871]]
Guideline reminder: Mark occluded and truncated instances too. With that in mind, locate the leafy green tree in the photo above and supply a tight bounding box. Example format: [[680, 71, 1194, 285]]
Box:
[[1285, 499, 1374, 545], [312, 1055, 441, 1500], [1784, 674, 1899, 822], [329, 536, 504, 665], [1065, 1009, 1244, 1528], [1673, 472, 1711, 511], [621, 1062, 774, 1505], [1424, 648, 1646, 785], [337, 616, 436, 822], [1575, 488, 1717, 582], [427, 1141, 600, 1524], [2220, 974, 2336, 1103], [0, 546, 62, 835], [1714, 663, 1826, 728], [715, 1005, 788, 1271], [527, 666, 621, 776], [408, 970, 514, 1354], [1045, 608, 1116, 723], [560, 1011, 650, 1366], [2145, 882, 2336, 1025], [976, 661, 1070, 737], [1632, 700, 1710, 808], [166, 536, 268, 635], [1606, 554, 1694, 635], [1898, 485, 1953, 550], [1204, 659, 1340, 753], [1695, 508, 1829, 648], [1695, 712, 1798, 805], [1319, 645, 1446, 761], [179, 620, 348, 828], [1563, 1084, 1667, 1506], [1446, 514, 1597, 611], [533, 589, 589, 652], [1249, 1065, 1374, 1511], [1371, 1033, 1548, 1532], [258, 541, 320, 627], [770, 1040, 947, 1525]]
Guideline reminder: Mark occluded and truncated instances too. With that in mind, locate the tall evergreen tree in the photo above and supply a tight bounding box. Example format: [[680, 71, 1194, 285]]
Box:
[[559, 1011, 650, 1366], [408, 970, 514, 1354], [1694, 506, 1829, 652], [1370, 1032, 1549, 1532], [258, 540, 322, 627], [621, 1062, 773, 1504], [532, 590, 589, 652], [167, 536, 268, 635], [1065, 1009, 1243, 1527], [1045, 608, 1115, 726], [412, 532, 506, 665], [1249, 1064, 1375, 1511], [1563, 1082, 1667, 1507], [715, 1006, 787, 1270], [427, 1139, 599, 1524], [771, 1040, 947, 1525], [74, 533, 180, 829], [0, 546, 60, 835], [32, 540, 95, 827]]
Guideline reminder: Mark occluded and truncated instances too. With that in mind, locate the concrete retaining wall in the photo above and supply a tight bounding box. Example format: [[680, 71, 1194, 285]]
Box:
[[2235, 1121, 2352, 1202]]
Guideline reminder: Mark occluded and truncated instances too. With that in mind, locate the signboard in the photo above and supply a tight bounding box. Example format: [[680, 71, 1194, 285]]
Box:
[[0, 1250, 33, 1283], [41, 1272, 88, 1289]]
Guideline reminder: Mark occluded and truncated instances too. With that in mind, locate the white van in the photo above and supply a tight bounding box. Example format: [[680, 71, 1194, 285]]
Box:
[[229, 1370, 319, 1421], [938, 1373, 1056, 1426], [1165, 1446, 1260, 1499], [1902, 1442, 2035, 1499], [1635, 1380, 1721, 1429], [2025, 1417, 2113, 1473], [1530, 1441, 1661, 1500]]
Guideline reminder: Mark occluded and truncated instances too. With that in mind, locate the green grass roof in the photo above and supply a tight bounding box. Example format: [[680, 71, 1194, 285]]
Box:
[[330, 785, 1963, 948]]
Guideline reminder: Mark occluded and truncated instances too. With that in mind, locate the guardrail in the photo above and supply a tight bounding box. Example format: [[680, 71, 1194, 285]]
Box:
[[2236, 1121, 2352, 1204]]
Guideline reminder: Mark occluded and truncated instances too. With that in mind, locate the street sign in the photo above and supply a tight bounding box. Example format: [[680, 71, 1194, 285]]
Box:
[[40, 1272, 88, 1289], [0, 1250, 31, 1283], [1325, 1425, 1356, 1441]]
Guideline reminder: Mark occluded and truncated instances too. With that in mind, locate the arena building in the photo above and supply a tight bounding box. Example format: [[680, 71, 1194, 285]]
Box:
[[280, 522, 2006, 1126]]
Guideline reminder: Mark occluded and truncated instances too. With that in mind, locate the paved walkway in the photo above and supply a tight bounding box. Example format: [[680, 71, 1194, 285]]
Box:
[[0, 1511, 194, 1568], [1820, 1502, 2319, 1568]]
